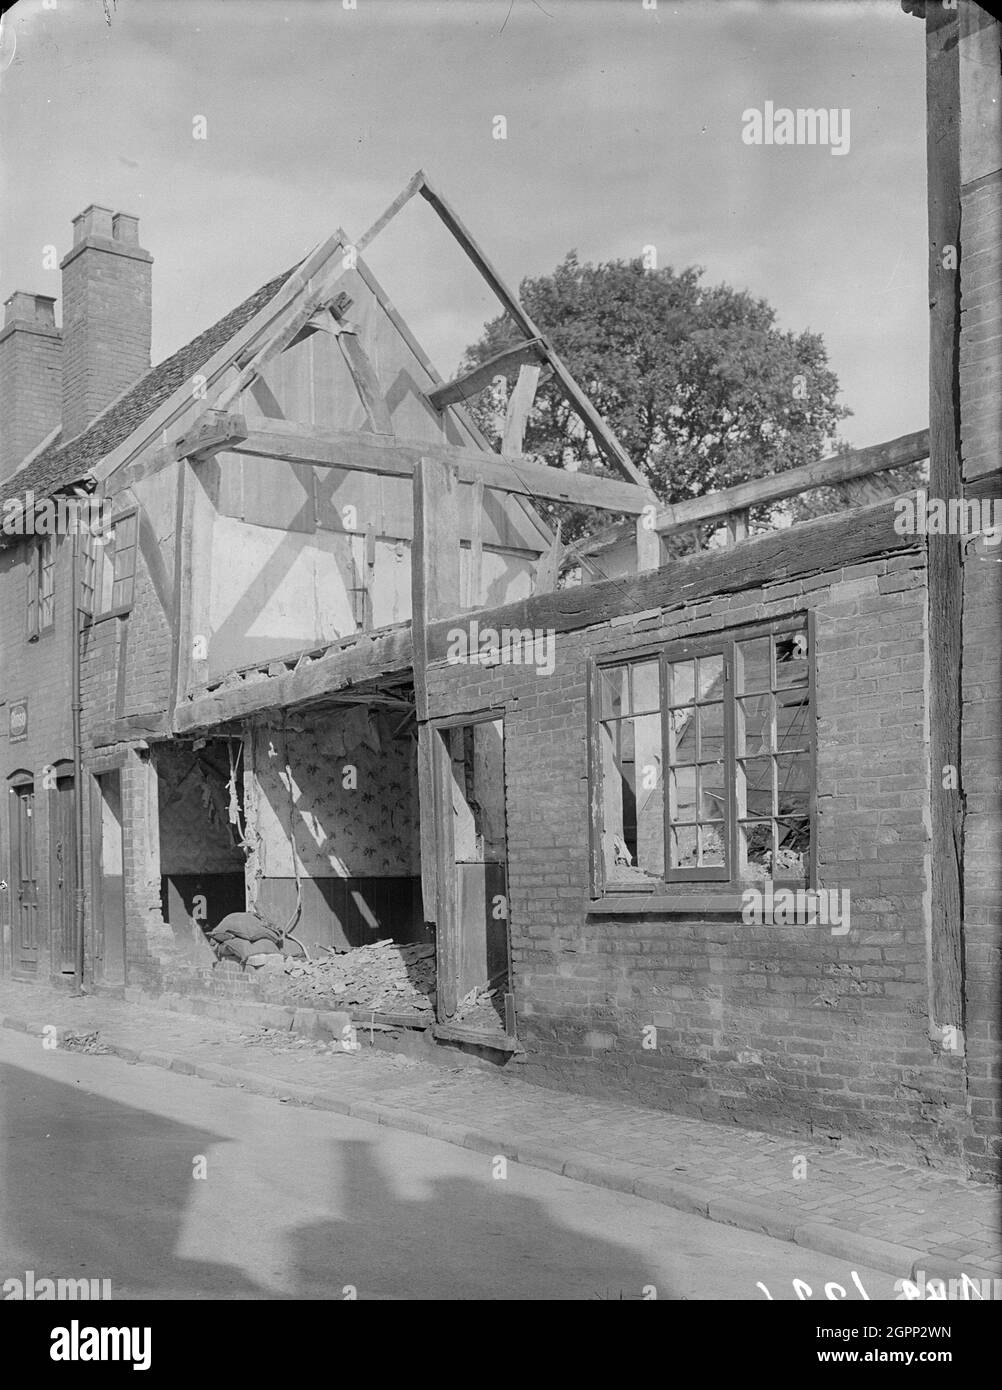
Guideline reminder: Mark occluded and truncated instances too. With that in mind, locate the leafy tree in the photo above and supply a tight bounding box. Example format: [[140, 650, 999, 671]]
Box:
[[460, 252, 852, 544]]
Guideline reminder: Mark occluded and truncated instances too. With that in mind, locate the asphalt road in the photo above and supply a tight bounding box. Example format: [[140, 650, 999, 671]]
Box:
[[0, 1027, 902, 1300]]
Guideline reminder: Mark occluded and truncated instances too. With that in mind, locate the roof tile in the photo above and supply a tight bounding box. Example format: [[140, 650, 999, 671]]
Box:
[[1, 265, 295, 513]]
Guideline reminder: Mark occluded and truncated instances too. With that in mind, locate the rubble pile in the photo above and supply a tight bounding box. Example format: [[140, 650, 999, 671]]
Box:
[[281, 939, 436, 1015], [453, 985, 505, 1032]]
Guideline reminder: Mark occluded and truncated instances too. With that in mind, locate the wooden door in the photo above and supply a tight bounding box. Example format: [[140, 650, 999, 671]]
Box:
[[435, 719, 514, 1035], [11, 784, 38, 976], [49, 775, 77, 975]]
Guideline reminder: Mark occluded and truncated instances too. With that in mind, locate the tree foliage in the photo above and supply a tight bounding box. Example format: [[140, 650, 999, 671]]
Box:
[[460, 252, 852, 542]]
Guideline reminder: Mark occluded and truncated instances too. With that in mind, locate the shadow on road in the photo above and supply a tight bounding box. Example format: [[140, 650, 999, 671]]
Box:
[[1, 1061, 669, 1299], [0, 1060, 274, 1298], [287, 1137, 668, 1300]]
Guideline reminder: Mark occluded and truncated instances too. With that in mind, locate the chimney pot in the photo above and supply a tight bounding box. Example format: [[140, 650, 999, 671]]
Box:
[[112, 212, 140, 245], [72, 204, 115, 245], [4, 291, 57, 329]]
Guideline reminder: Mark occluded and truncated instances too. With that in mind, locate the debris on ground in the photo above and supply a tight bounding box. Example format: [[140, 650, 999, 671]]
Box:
[[59, 1030, 111, 1055], [279, 939, 436, 1015], [453, 984, 505, 1032]]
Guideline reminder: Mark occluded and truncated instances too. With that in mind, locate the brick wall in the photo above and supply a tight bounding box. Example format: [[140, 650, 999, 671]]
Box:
[[426, 548, 978, 1175], [78, 463, 181, 992], [0, 535, 76, 979], [0, 294, 61, 482]]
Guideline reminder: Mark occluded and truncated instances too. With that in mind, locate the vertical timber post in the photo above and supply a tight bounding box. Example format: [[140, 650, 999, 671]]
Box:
[[925, 0, 965, 1051], [413, 456, 461, 1017]]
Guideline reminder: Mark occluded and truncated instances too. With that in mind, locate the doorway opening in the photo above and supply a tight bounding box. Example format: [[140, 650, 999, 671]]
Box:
[[92, 770, 125, 985], [49, 768, 77, 975], [156, 739, 247, 962], [434, 717, 514, 1042], [9, 777, 38, 977]]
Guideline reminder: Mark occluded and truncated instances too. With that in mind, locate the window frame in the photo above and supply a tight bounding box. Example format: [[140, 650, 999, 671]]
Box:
[[95, 507, 138, 619], [26, 534, 56, 641], [588, 612, 817, 900]]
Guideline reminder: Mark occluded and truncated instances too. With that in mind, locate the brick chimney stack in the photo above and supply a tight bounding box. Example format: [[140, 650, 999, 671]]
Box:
[[0, 291, 62, 483], [60, 205, 153, 443]]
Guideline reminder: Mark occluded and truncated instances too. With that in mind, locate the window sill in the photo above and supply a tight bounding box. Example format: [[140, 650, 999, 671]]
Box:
[[87, 605, 133, 626]]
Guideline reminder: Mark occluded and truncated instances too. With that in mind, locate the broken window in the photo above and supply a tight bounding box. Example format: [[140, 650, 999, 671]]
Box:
[[592, 617, 814, 893]]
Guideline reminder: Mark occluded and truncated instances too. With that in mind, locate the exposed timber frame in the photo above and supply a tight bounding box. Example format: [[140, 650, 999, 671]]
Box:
[[422, 500, 923, 665], [223, 418, 653, 514], [655, 429, 931, 540], [347, 168, 654, 494], [173, 624, 414, 734]]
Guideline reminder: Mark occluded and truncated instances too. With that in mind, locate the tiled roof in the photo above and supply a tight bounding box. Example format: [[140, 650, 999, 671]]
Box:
[[1, 265, 296, 513]]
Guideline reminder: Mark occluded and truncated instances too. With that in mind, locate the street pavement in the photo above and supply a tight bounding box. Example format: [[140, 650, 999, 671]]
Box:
[[0, 1027, 901, 1301]]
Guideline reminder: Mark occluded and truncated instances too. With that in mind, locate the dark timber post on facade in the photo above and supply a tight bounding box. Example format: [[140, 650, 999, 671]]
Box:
[[412, 455, 461, 1014], [925, 0, 965, 1048]]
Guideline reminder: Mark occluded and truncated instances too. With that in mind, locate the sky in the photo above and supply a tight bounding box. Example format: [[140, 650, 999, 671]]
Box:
[[0, 0, 928, 449]]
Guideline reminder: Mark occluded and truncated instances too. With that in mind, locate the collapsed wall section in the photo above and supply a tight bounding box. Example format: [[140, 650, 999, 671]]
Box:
[[243, 703, 424, 952]]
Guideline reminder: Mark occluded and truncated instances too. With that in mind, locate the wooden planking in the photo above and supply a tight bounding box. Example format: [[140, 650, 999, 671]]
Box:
[[173, 625, 413, 733], [230, 421, 651, 513], [656, 430, 931, 535], [418, 175, 651, 490], [428, 340, 545, 410], [424, 501, 922, 663], [502, 363, 542, 456], [926, 1, 965, 1039]]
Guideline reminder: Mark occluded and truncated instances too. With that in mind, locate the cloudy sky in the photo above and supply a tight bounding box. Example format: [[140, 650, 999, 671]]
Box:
[[0, 0, 927, 448]]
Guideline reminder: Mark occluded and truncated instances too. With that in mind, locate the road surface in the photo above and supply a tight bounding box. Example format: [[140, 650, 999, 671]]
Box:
[[0, 1028, 902, 1300]]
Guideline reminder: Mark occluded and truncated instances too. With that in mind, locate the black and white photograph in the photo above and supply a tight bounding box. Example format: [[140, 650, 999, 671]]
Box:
[[0, 0, 998, 1348]]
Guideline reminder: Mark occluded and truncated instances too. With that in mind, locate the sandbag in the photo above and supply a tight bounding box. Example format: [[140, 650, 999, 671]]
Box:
[[209, 911, 281, 945]]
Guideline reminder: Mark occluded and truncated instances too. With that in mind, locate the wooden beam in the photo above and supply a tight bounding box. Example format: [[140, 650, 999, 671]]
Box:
[[532, 526, 563, 595], [229, 421, 652, 513], [411, 455, 462, 962], [427, 339, 545, 411], [92, 712, 170, 748], [424, 501, 921, 662], [725, 509, 749, 547], [412, 456, 462, 720], [502, 363, 542, 455], [635, 514, 661, 572], [418, 175, 651, 491], [356, 170, 426, 253], [336, 329, 394, 434], [213, 267, 353, 414], [925, 0, 964, 1044], [656, 430, 930, 535], [173, 625, 413, 734], [468, 477, 484, 608], [173, 409, 249, 463]]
